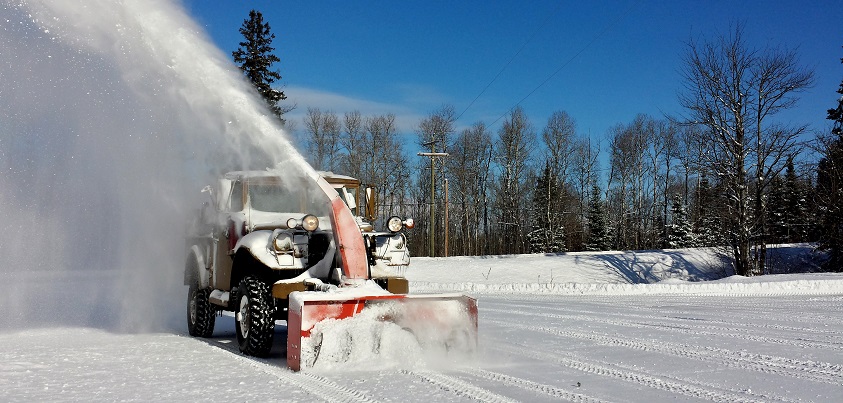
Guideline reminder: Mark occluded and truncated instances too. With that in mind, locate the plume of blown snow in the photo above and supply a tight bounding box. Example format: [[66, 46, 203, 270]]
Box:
[[0, 0, 315, 332]]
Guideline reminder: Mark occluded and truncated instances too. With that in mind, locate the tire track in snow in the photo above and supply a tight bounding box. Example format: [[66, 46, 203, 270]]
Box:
[[197, 337, 379, 403], [492, 300, 843, 339], [485, 296, 843, 347], [459, 368, 608, 403], [490, 342, 794, 403], [486, 318, 843, 385], [628, 295, 843, 327], [484, 306, 843, 352], [488, 296, 843, 335], [635, 298, 843, 334], [403, 370, 518, 403]]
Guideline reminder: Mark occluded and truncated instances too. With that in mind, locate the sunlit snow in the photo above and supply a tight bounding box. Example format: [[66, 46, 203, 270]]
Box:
[[2, 245, 842, 402]]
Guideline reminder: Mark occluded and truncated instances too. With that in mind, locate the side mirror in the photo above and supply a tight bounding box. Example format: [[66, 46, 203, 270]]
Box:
[[201, 185, 217, 211], [365, 186, 377, 222], [341, 187, 357, 214]]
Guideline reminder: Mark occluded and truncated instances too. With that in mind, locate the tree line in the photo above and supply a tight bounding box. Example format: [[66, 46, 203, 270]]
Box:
[[299, 28, 842, 275], [231, 11, 842, 274]]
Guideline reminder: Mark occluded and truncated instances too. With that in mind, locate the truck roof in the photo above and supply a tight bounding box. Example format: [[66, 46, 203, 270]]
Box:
[[223, 170, 282, 181], [317, 171, 361, 187]]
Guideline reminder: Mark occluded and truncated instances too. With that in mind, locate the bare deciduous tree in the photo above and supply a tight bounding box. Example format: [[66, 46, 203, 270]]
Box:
[[303, 107, 340, 171], [447, 122, 493, 256], [340, 110, 365, 180], [363, 114, 407, 224], [678, 24, 814, 276], [414, 105, 456, 256], [542, 110, 577, 181], [607, 115, 653, 250], [570, 136, 600, 250], [493, 107, 535, 254]]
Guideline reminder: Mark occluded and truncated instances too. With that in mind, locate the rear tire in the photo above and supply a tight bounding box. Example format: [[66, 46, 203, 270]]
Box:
[[187, 284, 216, 337], [235, 276, 275, 357]]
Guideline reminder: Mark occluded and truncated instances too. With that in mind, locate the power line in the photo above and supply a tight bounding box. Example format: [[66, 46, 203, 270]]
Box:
[[454, 2, 563, 123], [489, 1, 640, 128]]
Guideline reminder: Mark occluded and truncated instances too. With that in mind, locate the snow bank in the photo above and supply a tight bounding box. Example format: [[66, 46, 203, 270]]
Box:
[[411, 274, 843, 296], [407, 244, 843, 296]]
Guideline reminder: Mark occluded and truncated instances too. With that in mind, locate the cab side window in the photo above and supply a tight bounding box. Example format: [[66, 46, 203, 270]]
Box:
[[230, 181, 244, 211]]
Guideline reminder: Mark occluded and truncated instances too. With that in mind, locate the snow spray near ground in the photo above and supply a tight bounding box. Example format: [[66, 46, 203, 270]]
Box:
[[301, 303, 428, 371], [300, 297, 477, 372], [0, 1, 315, 332]]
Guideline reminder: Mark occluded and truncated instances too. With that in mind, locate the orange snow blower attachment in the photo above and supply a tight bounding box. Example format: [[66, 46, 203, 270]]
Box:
[[283, 175, 478, 371], [287, 292, 478, 371]]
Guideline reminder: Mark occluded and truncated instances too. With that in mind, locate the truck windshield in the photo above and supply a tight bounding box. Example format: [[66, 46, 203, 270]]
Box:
[[246, 180, 331, 216], [248, 184, 299, 212]]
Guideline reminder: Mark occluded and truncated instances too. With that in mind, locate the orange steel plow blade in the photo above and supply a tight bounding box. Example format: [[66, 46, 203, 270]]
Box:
[[286, 292, 478, 371]]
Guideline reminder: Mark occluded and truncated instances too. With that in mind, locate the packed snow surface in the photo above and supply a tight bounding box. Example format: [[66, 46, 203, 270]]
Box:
[[3, 245, 843, 402]]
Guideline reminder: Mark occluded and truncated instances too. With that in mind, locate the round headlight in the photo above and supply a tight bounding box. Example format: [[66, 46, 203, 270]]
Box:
[[273, 233, 293, 252], [286, 217, 298, 229], [387, 216, 403, 232], [301, 214, 319, 231]]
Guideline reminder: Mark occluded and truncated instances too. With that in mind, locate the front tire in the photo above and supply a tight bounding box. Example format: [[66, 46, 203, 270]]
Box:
[[187, 283, 216, 337], [235, 276, 275, 357]]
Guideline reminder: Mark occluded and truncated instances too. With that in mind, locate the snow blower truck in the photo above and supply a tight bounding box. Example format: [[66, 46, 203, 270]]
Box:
[[184, 169, 478, 370]]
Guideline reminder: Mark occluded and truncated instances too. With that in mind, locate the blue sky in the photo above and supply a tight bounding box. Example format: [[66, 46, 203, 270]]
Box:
[[183, 1, 843, 149]]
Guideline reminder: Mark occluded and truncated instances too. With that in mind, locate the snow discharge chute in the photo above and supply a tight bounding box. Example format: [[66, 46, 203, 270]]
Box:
[[282, 176, 479, 371]]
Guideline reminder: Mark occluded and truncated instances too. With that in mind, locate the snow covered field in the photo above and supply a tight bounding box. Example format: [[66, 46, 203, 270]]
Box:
[[2, 246, 843, 402]]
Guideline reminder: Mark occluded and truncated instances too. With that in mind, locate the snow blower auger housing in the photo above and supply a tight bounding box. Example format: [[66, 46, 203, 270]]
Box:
[[184, 169, 478, 370]]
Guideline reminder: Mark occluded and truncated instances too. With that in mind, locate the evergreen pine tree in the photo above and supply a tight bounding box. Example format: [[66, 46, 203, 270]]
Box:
[[817, 46, 843, 271], [829, 49, 843, 137], [783, 158, 808, 242], [232, 10, 288, 120], [529, 163, 566, 253], [694, 177, 721, 247], [766, 174, 788, 242], [666, 194, 696, 248], [586, 184, 610, 251]]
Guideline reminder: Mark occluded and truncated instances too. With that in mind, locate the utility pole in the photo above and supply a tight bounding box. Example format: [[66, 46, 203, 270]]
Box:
[[444, 178, 449, 257], [418, 151, 449, 257]]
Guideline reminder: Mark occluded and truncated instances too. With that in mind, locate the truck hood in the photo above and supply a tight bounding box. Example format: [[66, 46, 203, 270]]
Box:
[[236, 210, 333, 231]]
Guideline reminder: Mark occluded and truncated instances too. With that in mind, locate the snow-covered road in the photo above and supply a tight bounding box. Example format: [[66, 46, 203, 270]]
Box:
[[3, 292, 841, 402]]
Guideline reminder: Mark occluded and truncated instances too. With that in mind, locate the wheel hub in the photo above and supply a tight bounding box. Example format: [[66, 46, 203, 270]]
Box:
[[238, 295, 250, 338]]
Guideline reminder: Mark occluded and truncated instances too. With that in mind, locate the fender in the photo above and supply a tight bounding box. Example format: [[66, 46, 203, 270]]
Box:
[[185, 244, 211, 288], [234, 230, 308, 270]]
